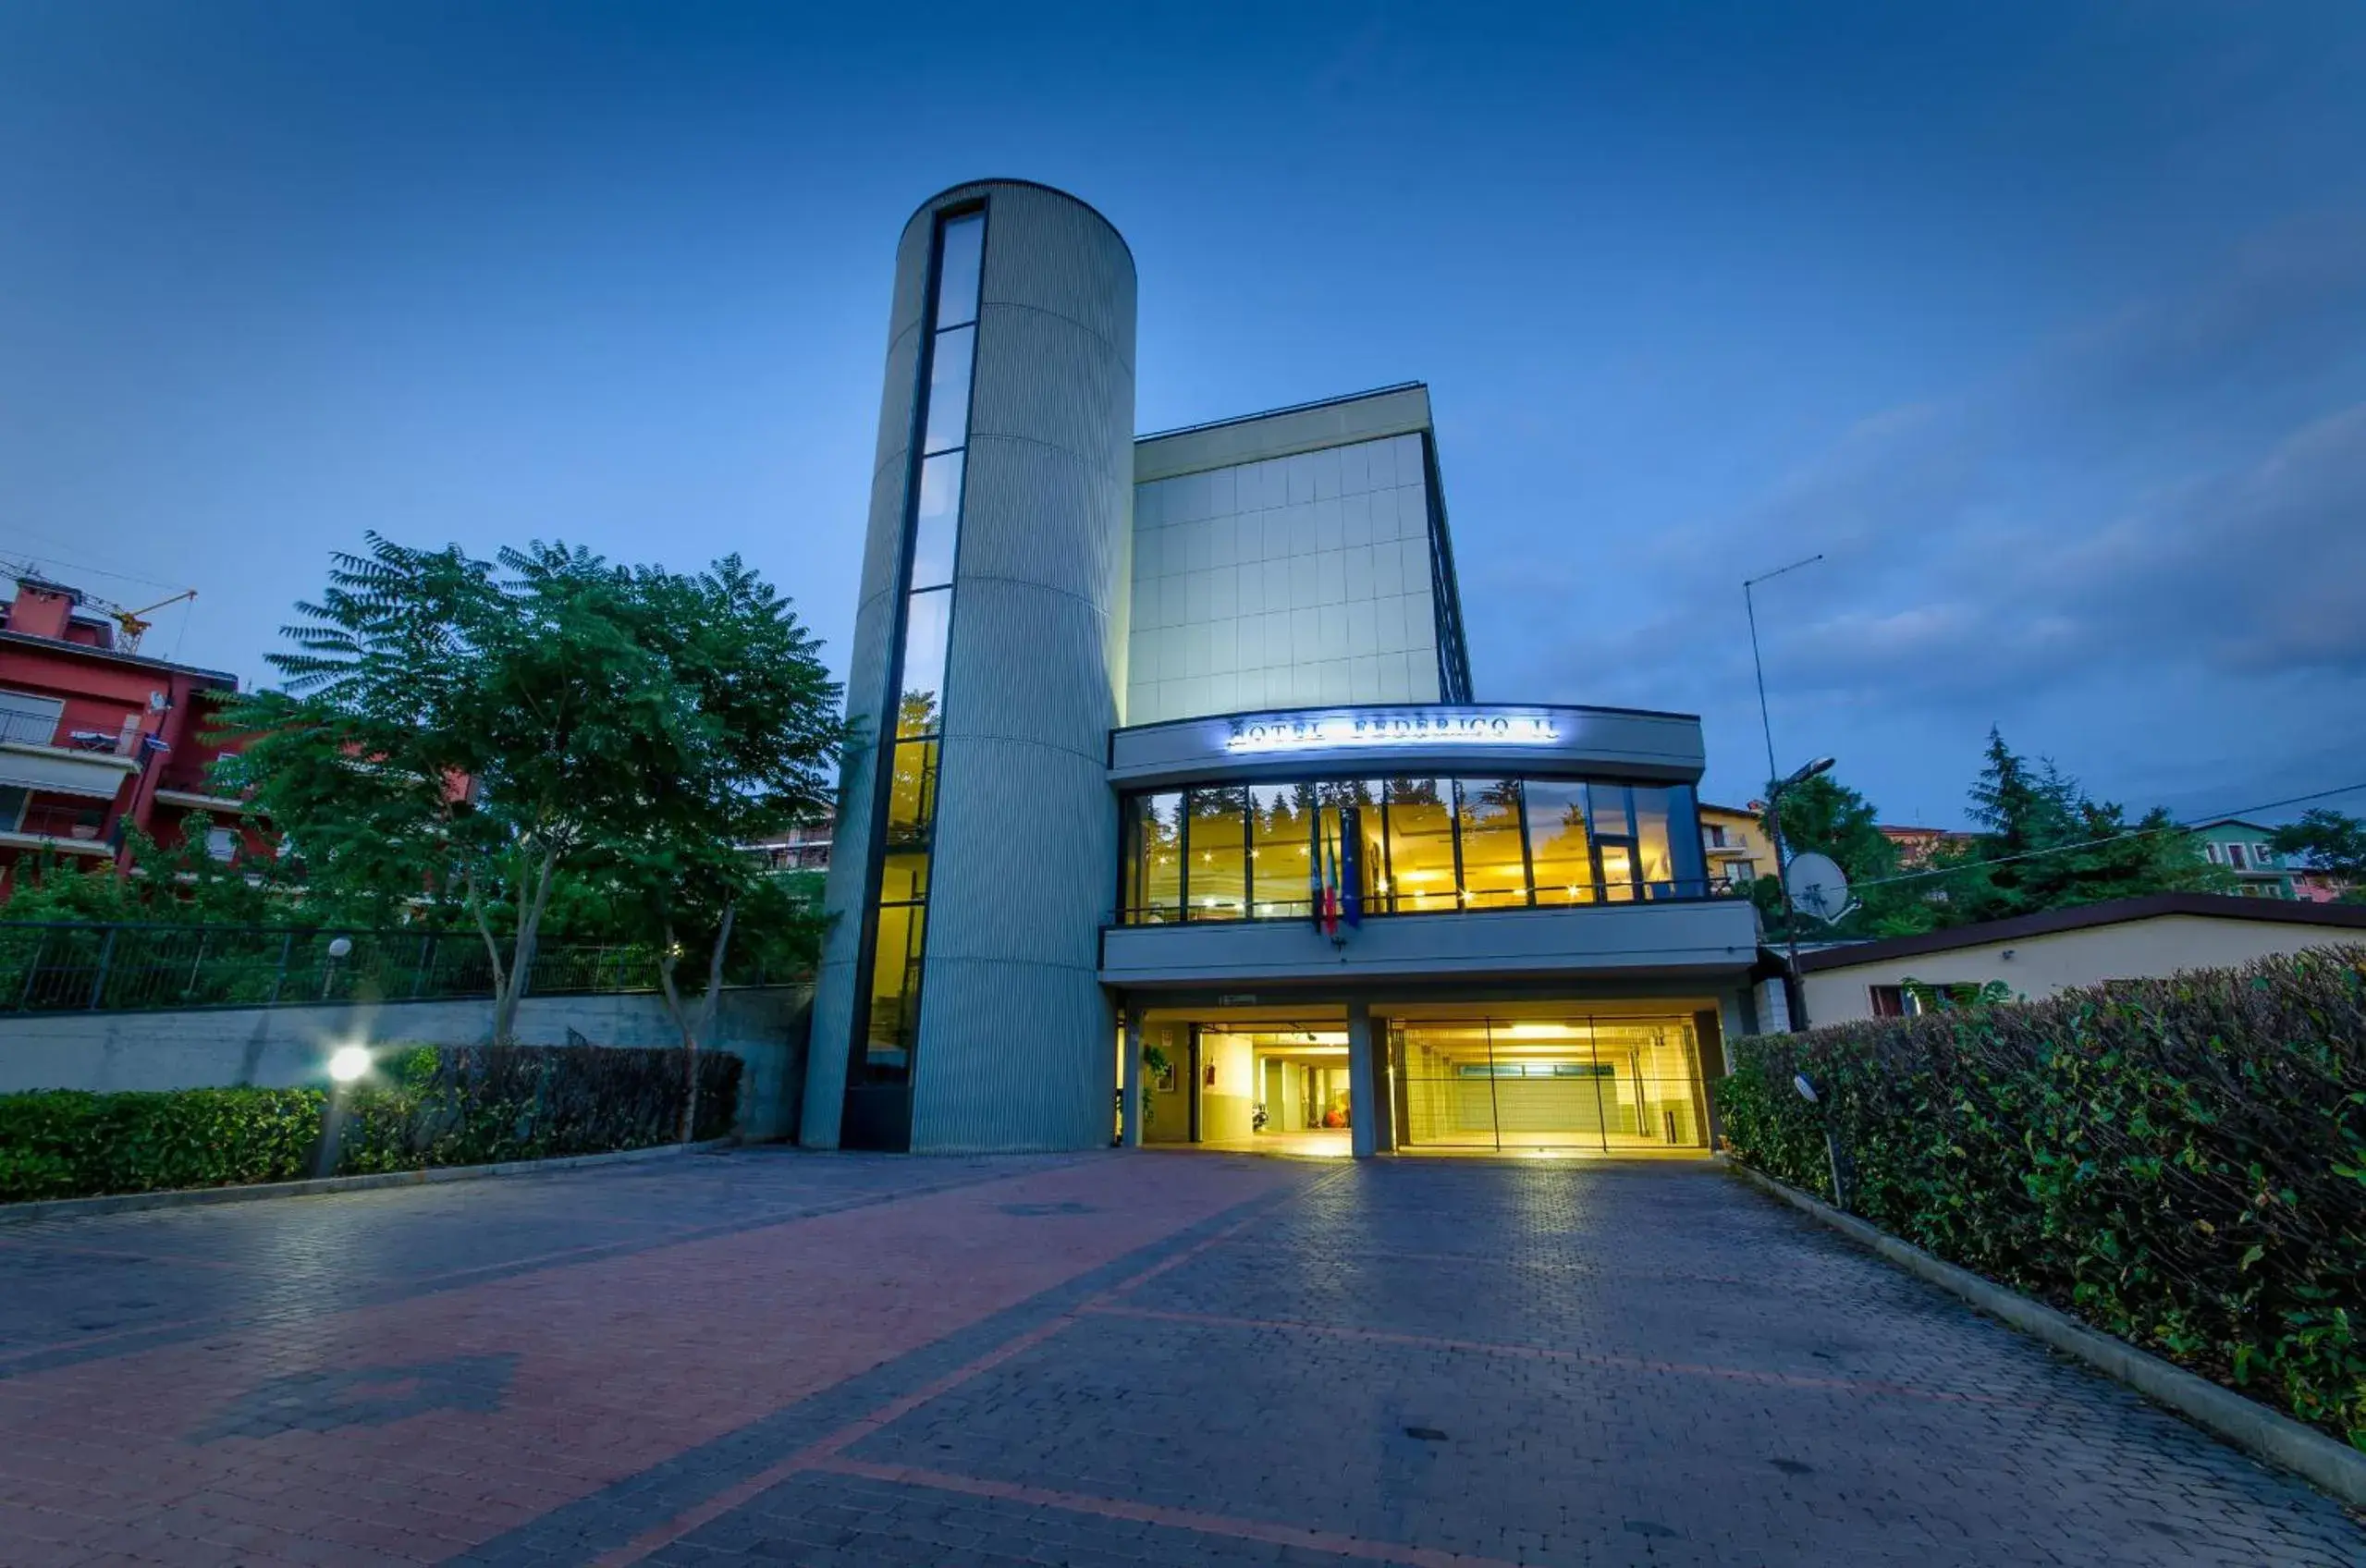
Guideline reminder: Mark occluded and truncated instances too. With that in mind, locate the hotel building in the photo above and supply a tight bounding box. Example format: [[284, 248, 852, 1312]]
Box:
[[800, 180, 1770, 1158]]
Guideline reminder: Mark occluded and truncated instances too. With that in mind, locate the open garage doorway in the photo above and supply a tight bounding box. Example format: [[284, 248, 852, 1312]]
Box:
[[1132, 1008, 1356, 1158], [1125, 1000, 1715, 1158]]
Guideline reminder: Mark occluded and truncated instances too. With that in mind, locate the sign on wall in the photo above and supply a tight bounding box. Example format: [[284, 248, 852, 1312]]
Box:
[[1224, 708, 1560, 753]]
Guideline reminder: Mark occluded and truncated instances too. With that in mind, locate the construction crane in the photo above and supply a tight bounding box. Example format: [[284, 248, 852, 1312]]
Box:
[[0, 558, 196, 655], [108, 589, 197, 654]]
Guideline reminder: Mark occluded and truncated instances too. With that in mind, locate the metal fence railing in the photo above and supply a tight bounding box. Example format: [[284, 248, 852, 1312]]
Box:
[[0, 922, 791, 1015]]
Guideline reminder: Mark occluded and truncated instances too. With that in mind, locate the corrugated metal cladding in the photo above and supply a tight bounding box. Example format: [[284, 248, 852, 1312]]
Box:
[[910, 181, 1136, 1153], [802, 180, 1138, 1152]]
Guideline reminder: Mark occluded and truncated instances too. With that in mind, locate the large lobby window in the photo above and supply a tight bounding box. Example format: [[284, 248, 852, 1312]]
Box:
[[851, 205, 986, 1101], [1186, 786, 1249, 921], [1123, 790, 1184, 924], [1592, 784, 1639, 902], [1455, 778, 1527, 908], [1250, 783, 1315, 918], [1116, 772, 1710, 925], [1383, 778, 1455, 913], [1526, 780, 1594, 905]]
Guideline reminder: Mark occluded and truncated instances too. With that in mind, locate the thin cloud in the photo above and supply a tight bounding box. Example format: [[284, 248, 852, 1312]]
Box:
[[1489, 210, 2366, 811]]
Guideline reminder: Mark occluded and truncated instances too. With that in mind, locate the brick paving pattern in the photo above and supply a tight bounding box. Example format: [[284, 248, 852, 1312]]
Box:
[[0, 1150, 2358, 1566]]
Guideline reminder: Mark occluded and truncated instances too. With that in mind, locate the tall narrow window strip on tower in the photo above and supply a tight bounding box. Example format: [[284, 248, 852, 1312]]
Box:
[[923, 326, 975, 456], [909, 454, 963, 590], [852, 206, 986, 1096], [935, 215, 984, 327], [897, 588, 952, 735]]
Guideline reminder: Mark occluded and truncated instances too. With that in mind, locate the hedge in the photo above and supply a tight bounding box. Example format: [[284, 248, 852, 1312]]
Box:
[[1713, 946, 2366, 1452], [0, 1043, 742, 1204]]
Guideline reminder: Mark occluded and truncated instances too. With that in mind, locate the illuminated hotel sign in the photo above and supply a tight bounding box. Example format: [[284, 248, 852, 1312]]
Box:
[[1224, 709, 1561, 753]]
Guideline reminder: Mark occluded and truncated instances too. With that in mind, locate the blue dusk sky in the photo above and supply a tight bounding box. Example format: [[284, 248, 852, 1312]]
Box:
[[4, 2, 2362, 826]]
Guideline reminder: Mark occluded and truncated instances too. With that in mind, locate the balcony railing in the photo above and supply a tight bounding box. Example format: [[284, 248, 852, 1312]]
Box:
[[0, 920, 803, 1014], [0, 709, 138, 753], [0, 711, 64, 748], [8, 802, 109, 844]]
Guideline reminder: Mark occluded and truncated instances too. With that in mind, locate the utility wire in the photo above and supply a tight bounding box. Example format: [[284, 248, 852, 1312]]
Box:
[[1844, 779, 2366, 891], [0, 545, 182, 592]]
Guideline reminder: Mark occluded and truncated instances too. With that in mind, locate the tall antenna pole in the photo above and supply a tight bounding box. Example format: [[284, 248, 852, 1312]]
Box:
[[1744, 554, 1823, 797], [1743, 554, 1824, 1027]]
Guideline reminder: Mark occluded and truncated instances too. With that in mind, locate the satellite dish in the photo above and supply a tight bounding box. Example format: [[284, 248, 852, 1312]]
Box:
[[1784, 852, 1852, 922]]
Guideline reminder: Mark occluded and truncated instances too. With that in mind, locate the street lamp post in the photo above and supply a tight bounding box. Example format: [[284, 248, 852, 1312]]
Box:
[[1791, 1072, 1849, 1212], [1768, 756, 1835, 1026], [313, 1044, 373, 1180]]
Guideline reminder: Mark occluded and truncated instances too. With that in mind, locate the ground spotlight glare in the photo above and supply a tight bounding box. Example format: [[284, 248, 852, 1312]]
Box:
[[328, 1045, 373, 1084]]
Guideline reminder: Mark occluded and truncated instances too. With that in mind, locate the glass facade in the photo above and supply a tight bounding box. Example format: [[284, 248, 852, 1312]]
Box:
[[1126, 434, 1458, 725], [850, 206, 986, 1097], [1248, 783, 1315, 919], [1185, 786, 1249, 921], [1120, 774, 1714, 923]]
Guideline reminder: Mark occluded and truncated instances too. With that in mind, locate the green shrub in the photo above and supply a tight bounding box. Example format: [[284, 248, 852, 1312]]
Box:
[[0, 1044, 742, 1203], [336, 1043, 742, 1172], [1714, 945, 2366, 1451], [0, 1087, 324, 1200]]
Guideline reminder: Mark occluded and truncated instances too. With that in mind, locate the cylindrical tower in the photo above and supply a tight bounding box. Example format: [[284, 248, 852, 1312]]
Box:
[[803, 180, 1137, 1151]]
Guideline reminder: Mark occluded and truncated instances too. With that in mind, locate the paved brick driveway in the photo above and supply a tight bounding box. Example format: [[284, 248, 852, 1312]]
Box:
[[0, 1150, 2357, 1566]]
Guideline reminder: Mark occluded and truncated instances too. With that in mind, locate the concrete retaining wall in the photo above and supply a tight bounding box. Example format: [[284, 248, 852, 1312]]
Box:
[[0, 986, 815, 1142]]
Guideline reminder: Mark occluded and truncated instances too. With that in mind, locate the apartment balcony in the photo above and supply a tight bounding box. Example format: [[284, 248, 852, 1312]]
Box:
[[0, 800, 116, 858], [0, 711, 141, 801]]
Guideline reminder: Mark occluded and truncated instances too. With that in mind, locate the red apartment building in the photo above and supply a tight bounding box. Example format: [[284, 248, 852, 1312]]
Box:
[[0, 575, 264, 892], [1879, 823, 1977, 867]]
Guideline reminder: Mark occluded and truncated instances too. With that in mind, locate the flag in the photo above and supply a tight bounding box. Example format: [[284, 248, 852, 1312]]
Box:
[[1315, 823, 1334, 931], [1340, 807, 1364, 928], [1320, 821, 1342, 938]]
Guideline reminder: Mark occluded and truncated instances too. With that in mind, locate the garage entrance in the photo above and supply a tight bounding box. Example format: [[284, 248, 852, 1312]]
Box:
[[1391, 1015, 1710, 1152], [1125, 1000, 1715, 1158]]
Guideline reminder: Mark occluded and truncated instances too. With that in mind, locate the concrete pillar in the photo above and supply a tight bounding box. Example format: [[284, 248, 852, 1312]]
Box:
[[1366, 1011, 1395, 1153], [1752, 976, 1793, 1035], [1346, 1000, 1379, 1159], [1121, 1007, 1145, 1148], [1718, 991, 1751, 1066]]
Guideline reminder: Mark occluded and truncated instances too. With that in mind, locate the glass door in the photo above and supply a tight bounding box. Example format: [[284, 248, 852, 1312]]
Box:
[[1392, 1016, 1710, 1152]]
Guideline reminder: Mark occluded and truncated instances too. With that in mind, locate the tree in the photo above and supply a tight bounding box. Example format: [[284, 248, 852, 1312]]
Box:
[[1753, 770, 1931, 940], [2, 814, 288, 927], [1936, 729, 2223, 925], [598, 556, 841, 1133], [215, 534, 844, 1048], [2269, 809, 2366, 900], [214, 535, 502, 938], [1964, 726, 2078, 854]]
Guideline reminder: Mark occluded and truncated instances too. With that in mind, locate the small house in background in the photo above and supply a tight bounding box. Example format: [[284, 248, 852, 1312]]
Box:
[[0, 572, 264, 892], [2186, 817, 2298, 899], [1796, 891, 2366, 1024], [1697, 801, 1778, 888], [1877, 821, 1977, 867], [1695, 802, 1974, 889]]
